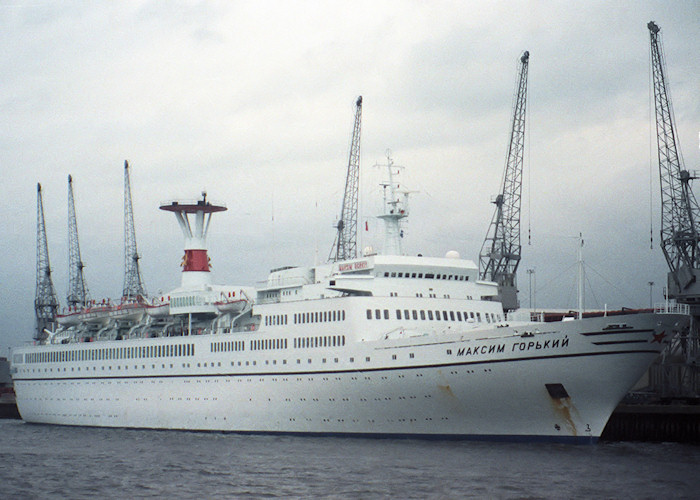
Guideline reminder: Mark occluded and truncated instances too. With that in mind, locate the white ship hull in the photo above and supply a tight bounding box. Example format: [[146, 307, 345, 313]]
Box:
[[11, 311, 683, 443]]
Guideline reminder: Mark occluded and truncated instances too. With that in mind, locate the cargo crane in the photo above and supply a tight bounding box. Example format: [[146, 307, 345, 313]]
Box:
[[122, 161, 146, 301], [649, 21, 700, 303], [479, 51, 529, 311], [34, 183, 59, 340], [648, 21, 699, 398], [66, 175, 90, 309], [329, 96, 363, 262]]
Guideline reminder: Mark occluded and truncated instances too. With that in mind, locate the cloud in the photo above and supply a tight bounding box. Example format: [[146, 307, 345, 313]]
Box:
[[1, 1, 699, 352]]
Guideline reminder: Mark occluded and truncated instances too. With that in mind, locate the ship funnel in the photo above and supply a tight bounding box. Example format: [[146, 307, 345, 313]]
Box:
[[160, 193, 227, 287]]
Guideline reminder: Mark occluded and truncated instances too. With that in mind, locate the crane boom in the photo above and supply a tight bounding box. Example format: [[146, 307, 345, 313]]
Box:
[[478, 51, 529, 311], [122, 160, 147, 301], [329, 96, 362, 262], [66, 175, 90, 308], [648, 21, 700, 302], [34, 183, 59, 339]]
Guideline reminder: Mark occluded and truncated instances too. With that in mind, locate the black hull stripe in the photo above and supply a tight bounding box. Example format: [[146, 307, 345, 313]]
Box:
[[580, 329, 654, 336], [20, 423, 600, 444], [592, 340, 648, 346], [13, 348, 661, 382]]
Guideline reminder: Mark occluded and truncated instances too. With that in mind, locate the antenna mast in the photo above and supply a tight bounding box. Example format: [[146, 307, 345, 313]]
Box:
[[66, 175, 90, 308], [329, 96, 363, 262], [479, 51, 530, 311], [122, 160, 146, 301], [34, 183, 59, 340]]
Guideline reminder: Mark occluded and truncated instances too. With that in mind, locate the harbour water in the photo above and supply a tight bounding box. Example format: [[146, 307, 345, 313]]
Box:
[[1, 420, 698, 498]]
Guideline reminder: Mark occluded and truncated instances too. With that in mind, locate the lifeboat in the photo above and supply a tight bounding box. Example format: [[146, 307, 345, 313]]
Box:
[[146, 301, 170, 318], [214, 298, 248, 314]]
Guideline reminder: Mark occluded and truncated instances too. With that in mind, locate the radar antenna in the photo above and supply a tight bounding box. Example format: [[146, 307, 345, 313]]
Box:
[[479, 51, 529, 311], [34, 183, 59, 340], [329, 96, 363, 262]]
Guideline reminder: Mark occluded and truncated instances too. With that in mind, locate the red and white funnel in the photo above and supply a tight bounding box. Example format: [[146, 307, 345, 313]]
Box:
[[160, 192, 226, 288]]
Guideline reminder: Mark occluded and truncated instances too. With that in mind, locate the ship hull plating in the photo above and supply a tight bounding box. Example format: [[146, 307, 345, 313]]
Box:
[[12, 313, 681, 443]]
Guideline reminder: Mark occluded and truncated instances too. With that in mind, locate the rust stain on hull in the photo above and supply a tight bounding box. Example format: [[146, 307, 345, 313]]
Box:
[[551, 397, 578, 436], [438, 384, 456, 398]]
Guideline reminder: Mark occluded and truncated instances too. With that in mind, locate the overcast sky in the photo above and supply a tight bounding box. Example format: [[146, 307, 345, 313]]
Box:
[[2, 1, 699, 354]]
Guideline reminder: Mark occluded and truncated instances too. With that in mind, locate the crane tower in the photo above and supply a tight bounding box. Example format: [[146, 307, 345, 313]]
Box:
[[648, 21, 700, 305], [479, 51, 529, 311], [34, 183, 59, 339], [66, 175, 90, 309], [122, 160, 146, 301], [648, 21, 700, 399], [329, 96, 363, 262]]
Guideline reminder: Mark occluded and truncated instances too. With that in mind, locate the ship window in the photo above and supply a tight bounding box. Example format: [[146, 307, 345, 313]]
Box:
[[375, 309, 381, 319], [476, 312, 482, 322], [396, 309, 402, 319], [456, 311, 462, 321], [332, 311, 336, 321], [450, 311, 455, 321], [398, 272, 403, 278], [392, 354, 397, 360], [366, 309, 372, 319], [412, 310, 418, 320], [412, 273, 417, 278], [383, 309, 389, 319], [470, 312, 475, 320], [404, 309, 410, 319], [350, 357, 354, 362], [425, 273, 434, 279], [420, 310, 426, 320], [418, 273, 423, 278], [391, 272, 396, 277], [427, 310, 434, 320], [384, 272, 389, 277]]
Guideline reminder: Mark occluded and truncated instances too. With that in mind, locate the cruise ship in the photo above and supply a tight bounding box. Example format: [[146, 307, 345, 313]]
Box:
[[10, 163, 688, 443]]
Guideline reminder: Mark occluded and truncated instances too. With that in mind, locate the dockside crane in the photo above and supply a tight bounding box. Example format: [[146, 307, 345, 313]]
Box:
[[34, 183, 59, 340], [648, 21, 700, 305], [122, 160, 146, 301], [648, 21, 699, 398], [479, 51, 529, 311], [66, 175, 90, 309], [329, 96, 363, 262]]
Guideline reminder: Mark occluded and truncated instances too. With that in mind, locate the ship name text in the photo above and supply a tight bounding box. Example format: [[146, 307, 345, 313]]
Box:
[[339, 260, 369, 272], [455, 337, 569, 357]]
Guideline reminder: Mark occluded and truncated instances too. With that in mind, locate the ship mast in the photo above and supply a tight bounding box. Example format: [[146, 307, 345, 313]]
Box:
[[479, 50, 529, 311], [377, 153, 409, 256], [329, 96, 363, 262], [66, 175, 90, 309], [34, 183, 59, 340], [122, 160, 146, 301]]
